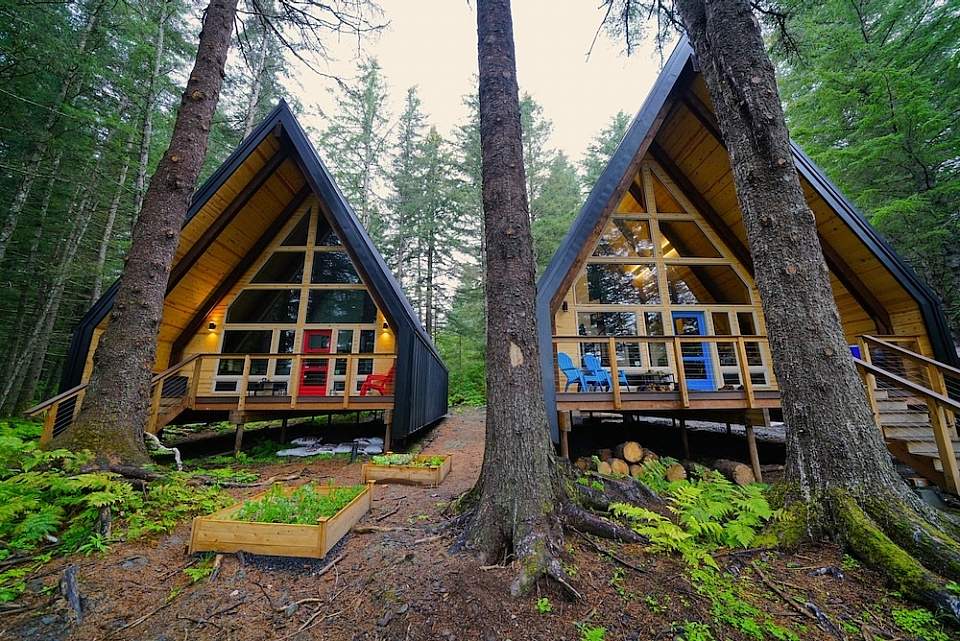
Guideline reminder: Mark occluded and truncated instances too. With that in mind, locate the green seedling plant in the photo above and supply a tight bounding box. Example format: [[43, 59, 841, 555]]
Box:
[[577, 624, 606, 641], [891, 608, 949, 641], [536, 597, 552, 614], [679, 621, 715, 641], [232, 482, 365, 524], [371, 453, 446, 468]]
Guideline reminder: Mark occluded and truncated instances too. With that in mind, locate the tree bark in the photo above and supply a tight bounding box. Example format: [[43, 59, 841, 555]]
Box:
[[0, 1, 102, 264], [241, 31, 269, 140], [132, 1, 169, 228], [466, 0, 562, 596], [673, 0, 960, 619], [54, 0, 240, 465]]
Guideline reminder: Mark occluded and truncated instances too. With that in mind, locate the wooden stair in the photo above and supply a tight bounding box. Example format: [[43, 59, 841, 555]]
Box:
[[857, 336, 960, 494]]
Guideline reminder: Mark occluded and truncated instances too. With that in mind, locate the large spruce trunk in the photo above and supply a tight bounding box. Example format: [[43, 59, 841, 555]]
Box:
[[467, 0, 562, 595], [53, 0, 240, 464], [674, 0, 960, 618]]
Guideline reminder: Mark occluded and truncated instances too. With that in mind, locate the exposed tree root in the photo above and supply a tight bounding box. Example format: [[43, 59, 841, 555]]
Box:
[[780, 488, 960, 622], [560, 502, 644, 543]]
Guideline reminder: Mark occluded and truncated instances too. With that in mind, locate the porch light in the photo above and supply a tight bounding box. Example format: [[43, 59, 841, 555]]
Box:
[[208, 321, 217, 331], [382, 321, 389, 330]]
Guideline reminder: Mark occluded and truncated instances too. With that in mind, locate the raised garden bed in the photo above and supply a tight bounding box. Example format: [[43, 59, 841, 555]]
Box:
[[360, 453, 452, 486], [188, 481, 374, 558]]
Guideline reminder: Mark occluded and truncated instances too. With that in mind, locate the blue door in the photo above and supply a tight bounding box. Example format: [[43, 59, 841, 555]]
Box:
[[671, 311, 715, 392]]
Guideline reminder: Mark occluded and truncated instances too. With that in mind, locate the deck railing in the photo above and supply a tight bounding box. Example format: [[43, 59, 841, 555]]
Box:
[[26, 351, 397, 443], [551, 334, 776, 409]]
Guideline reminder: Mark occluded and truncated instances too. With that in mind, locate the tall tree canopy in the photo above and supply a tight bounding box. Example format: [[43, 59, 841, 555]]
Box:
[[771, 0, 960, 335]]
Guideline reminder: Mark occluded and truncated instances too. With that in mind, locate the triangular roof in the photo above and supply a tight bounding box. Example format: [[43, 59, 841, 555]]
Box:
[[62, 100, 443, 390], [537, 38, 954, 362]]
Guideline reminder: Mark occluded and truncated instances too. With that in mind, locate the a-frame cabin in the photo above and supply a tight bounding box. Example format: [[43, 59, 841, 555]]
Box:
[[537, 40, 960, 492], [32, 101, 448, 449]]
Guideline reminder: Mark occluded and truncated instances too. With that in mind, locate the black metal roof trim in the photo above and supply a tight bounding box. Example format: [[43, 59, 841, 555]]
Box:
[[61, 101, 447, 393], [536, 38, 957, 439]]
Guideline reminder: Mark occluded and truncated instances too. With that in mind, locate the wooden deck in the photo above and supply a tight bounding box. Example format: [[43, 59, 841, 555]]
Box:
[[556, 389, 781, 412]]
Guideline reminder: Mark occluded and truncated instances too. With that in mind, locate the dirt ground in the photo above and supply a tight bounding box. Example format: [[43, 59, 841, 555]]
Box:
[[1, 408, 944, 641]]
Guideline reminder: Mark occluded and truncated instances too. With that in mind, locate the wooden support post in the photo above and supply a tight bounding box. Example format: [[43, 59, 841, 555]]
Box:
[[279, 417, 288, 443], [343, 356, 353, 409], [858, 338, 881, 428], [234, 422, 245, 456], [608, 337, 622, 409], [745, 420, 762, 482], [928, 399, 960, 494], [237, 355, 252, 412], [41, 404, 57, 444], [736, 337, 755, 408], [147, 380, 163, 434], [188, 356, 203, 405], [383, 409, 393, 453], [290, 355, 302, 408], [672, 337, 689, 408], [558, 411, 572, 460], [679, 417, 690, 460], [725, 422, 732, 435]]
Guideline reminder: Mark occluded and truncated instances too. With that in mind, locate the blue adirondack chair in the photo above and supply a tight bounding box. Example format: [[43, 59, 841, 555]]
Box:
[[558, 352, 605, 391], [582, 353, 629, 391]]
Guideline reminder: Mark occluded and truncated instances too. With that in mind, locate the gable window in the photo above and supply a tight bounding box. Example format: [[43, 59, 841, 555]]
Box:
[[575, 263, 661, 305], [251, 251, 305, 284], [592, 219, 653, 258], [306, 290, 377, 323], [281, 211, 310, 246], [218, 330, 272, 376], [658, 221, 722, 258], [227, 289, 300, 323], [665, 265, 750, 305], [311, 252, 361, 284], [316, 216, 342, 246]]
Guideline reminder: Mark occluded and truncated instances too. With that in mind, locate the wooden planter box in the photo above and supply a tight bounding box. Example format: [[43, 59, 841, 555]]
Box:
[[188, 481, 374, 559], [360, 454, 453, 486]]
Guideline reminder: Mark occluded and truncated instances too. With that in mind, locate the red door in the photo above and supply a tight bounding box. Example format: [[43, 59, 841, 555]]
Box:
[[299, 330, 332, 396]]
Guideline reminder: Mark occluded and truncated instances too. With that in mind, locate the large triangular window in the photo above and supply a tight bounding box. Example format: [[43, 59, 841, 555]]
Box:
[[592, 219, 654, 257]]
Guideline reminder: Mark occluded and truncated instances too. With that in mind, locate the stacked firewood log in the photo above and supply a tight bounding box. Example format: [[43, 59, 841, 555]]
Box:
[[573, 440, 756, 486]]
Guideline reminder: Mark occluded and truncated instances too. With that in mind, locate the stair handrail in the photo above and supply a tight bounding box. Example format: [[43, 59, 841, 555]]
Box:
[[861, 335, 960, 380], [854, 358, 960, 414], [25, 353, 205, 417]]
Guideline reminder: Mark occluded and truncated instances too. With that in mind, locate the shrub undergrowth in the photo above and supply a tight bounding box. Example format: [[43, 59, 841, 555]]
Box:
[[371, 453, 445, 468], [232, 482, 365, 524]]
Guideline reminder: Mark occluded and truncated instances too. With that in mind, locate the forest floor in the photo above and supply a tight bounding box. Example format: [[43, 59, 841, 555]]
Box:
[[3, 407, 954, 641]]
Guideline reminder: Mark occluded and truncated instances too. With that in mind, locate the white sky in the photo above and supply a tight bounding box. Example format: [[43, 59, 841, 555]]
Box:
[[285, 1, 674, 163]]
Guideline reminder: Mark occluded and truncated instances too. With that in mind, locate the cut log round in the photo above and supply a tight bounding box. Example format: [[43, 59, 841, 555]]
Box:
[[710, 459, 756, 486], [596, 460, 612, 476], [609, 458, 630, 476], [641, 452, 659, 464], [665, 463, 687, 482], [574, 457, 592, 472], [615, 441, 644, 463], [629, 464, 643, 479], [597, 448, 613, 462]]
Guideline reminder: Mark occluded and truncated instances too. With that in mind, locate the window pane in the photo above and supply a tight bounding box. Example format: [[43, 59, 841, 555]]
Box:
[[306, 290, 377, 323], [658, 221, 721, 258], [717, 343, 737, 366], [665, 265, 750, 305], [217, 358, 267, 376], [227, 289, 300, 323], [593, 220, 653, 257], [311, 252, 361, 284], [644, 312, 663, 336], [576, 312, 637, 336], [251, 251, 304, 283], [648, 343, 668, 367], [316, 215, 342, 246], [357, 358, 373, 375], [712, 312, 732, 335], [575, 264, 660, 304], [336, 330, 354, 353], [214, 380, 237, 392], [281, 212, 309, 246], [737, 312, 757, 335], [278, 330, 296, 353], [359, 329, 375, 353], [221, 330, 273, 353], [582, 342, 640, 367]]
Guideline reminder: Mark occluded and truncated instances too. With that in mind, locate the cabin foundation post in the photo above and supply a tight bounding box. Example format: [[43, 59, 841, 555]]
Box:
[[230, 410, 246, 457], [679, 417, 690, 460], [725, 422, 732, 435], [745, 419, 762, 482], [383, 410, 393, 453], [558, 411, 572, 459], [279, 417, 288, 443]]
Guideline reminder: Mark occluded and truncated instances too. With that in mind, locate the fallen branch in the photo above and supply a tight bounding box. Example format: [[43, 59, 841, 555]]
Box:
[[375, 501, 402, 522], [573, 529, 647, 573], [352, 525, 419, 534], [753, 561, 844, 639], [317, 554, 344, 578]]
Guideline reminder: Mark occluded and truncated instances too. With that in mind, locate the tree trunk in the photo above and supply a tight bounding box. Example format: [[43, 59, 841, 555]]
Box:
[[133, 1, 169, 228], [466, 0, 562, 596], [92, 132, 135, 303], [674, 0, 960, 619], [0, 1, 102, 264], [0, 153, 61, 384], [241, 31, 269, 140], [7, 163, 100, 414], [53, 0, 240, 465], [425, 231, 435, 336]]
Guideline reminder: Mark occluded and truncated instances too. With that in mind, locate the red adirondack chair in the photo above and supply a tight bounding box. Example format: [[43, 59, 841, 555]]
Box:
[[359, 365, 395, 396]]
